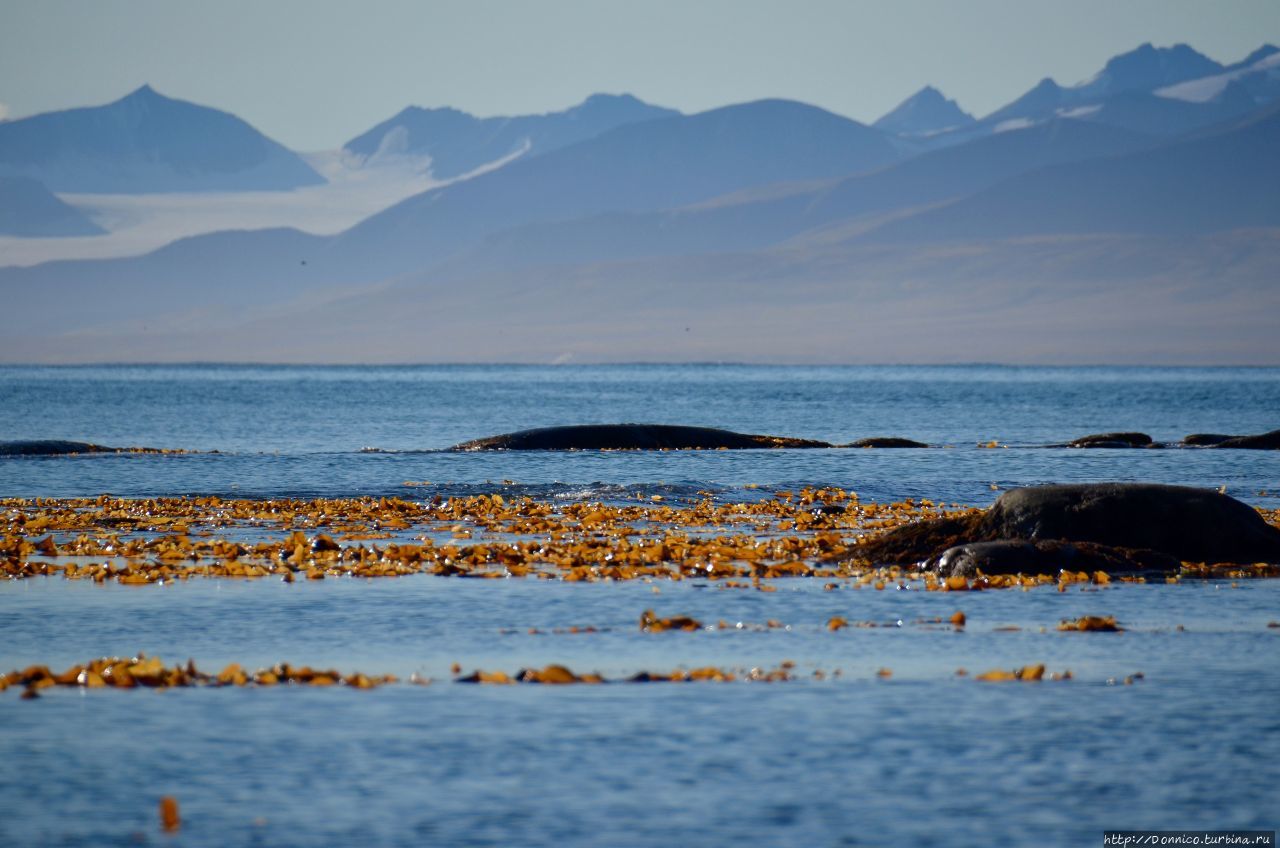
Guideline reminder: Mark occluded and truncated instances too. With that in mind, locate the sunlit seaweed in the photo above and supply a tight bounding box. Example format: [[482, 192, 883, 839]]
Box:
[[2, 493, 1275, 586]]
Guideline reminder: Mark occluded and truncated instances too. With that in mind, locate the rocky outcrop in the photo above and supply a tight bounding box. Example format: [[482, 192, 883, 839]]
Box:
[[1065, 432, 1153, 448], [450, 424, 832, 451], [1213, 429, 1280, 450], [858, 482, 1280, 568]]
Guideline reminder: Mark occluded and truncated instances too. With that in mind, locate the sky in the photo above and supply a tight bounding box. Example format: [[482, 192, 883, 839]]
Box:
[[2, 0, 1279, 150]]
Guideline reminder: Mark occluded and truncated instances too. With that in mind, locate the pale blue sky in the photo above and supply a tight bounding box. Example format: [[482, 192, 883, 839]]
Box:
[[2, 0, 1278, 150]]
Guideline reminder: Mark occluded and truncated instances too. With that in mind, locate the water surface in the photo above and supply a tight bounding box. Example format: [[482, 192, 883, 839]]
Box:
[[2, 365, 1278, 846]]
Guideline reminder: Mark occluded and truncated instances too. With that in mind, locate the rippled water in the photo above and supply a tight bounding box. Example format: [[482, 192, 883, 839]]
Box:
[[2, 365, 1279, 846]]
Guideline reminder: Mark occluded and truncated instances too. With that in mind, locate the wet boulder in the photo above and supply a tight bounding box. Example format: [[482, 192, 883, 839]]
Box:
[[928, 539, 1180, 578], [1212, 429, 1280, 450], [841, 437, 929, 448], [859, 482, 1280, 566], [450, 423, 832, 451], [1065, 432, 1153, 448]]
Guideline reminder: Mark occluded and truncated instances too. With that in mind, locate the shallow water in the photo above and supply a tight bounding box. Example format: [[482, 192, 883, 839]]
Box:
[[2, 365, 1278, 846], [4, 576, 1279, 847]]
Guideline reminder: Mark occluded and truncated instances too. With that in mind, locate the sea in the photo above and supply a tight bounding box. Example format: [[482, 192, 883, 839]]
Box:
[[2, 364, 1278, 847]]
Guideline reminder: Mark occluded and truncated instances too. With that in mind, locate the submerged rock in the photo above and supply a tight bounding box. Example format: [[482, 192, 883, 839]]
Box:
[[0, 440, 178, 456], [1065, 432, 1154, 448], [929, 539, 1180, 578], [841, 437, 930, 448], [859, 482, 1280, 567], [0, 440, 110, 456], [450, 424, 832, 451], [1181, 433, 1236, 446]]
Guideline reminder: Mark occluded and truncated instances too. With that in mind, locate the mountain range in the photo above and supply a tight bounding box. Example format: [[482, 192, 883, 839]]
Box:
[[2, 41, 1278, 364], [342, 93, 679, 178]]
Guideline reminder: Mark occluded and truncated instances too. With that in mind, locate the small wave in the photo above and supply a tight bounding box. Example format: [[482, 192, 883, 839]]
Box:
[[358, 447, 449, 455]]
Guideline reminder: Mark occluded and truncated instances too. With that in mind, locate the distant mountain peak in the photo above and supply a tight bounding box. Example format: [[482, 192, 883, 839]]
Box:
[[580, 92, 644, 106], [563, 93, 662, 120], [118, 84, 167, 105], [874, 85, 975, 136], [0, 85, 324, 193], [1074, 42, 1223, 98], [981, 78, 1066, 123]]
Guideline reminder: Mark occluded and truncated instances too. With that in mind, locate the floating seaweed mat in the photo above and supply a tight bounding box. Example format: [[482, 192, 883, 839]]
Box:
[[973, 664, 1071, 682], [639, 609, 703, 632], [4, 494, 1273, 587], [1, 655, 398, 699], [1057, 615, 1124, 632], [456, 663, 797, 684], [2, 657, 809, 695]]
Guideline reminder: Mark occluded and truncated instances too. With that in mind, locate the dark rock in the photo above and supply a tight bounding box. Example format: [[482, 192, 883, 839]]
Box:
[[0, 440, 176, 456], [929, 539, 1180, 577], [1212, 429, 1280, 450], [857, 513, 982, 565], [450, 424, 832, 451], [0, 440, 110, 456], [841, 437, 930, 448], [1065, 432, 1153, 448], [1181, 433, 1236, 446], [858, 482, 1280, 566]]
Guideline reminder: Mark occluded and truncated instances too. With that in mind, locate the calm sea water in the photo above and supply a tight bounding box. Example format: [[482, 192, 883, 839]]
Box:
[[1, 364, 1279, 505], [2, 365, 1279, 847]]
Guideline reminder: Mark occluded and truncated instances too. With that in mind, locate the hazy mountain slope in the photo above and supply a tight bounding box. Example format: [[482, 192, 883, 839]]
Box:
[[982, 78, 1072, 127], [804, 118, 1155, 224], [868, 103, 1280, 242], [977, 81, 1255, 140], [445, 117, 1156, 271], [9, 229, 1277, 365], [0, 177, 104, 236], [1157, 48, 1280, 107], [343, 93, 679, 178], [0, 228, 326, 332], [1225, 44, 1280, 72], [0, 85, 324, 193], [1075, 86, 1260, 136], [874, 86, 974, 136]]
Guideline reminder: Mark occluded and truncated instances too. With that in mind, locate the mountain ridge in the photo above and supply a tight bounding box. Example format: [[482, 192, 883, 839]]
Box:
[[342, 93, 679, 178]]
